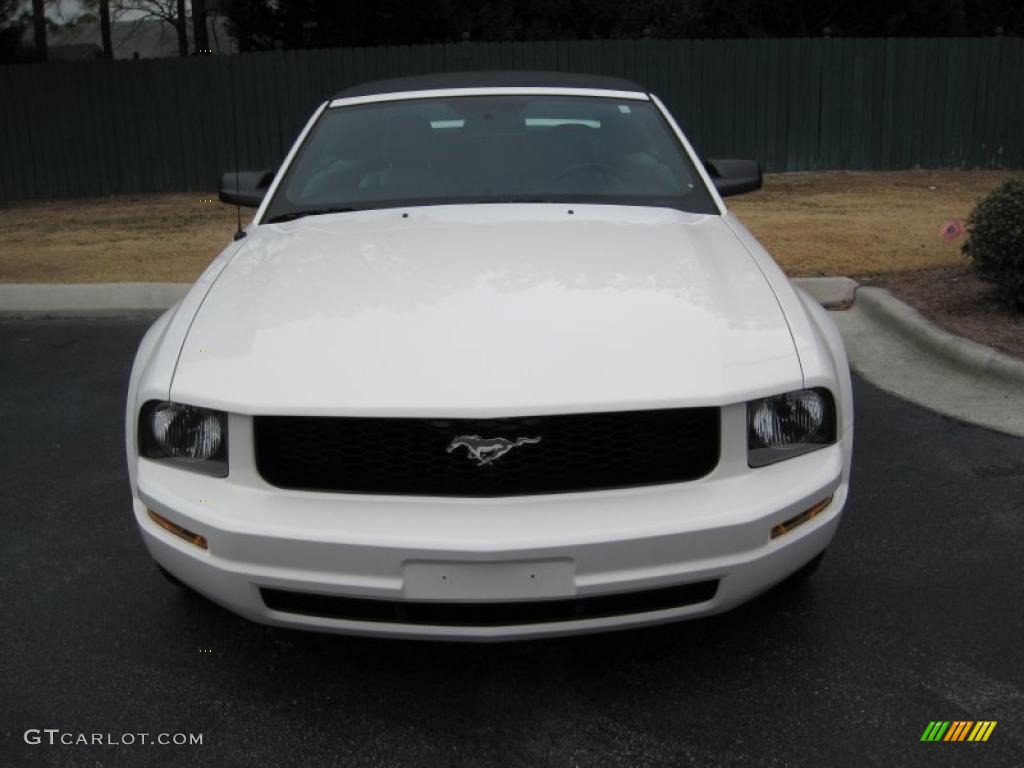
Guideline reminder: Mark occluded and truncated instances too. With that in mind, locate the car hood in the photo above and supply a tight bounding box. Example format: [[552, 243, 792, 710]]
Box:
[[171, 204, 803, 416]]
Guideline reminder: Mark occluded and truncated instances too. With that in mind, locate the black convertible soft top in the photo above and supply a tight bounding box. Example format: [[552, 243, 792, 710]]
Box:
[[333, 70, 647, 99]]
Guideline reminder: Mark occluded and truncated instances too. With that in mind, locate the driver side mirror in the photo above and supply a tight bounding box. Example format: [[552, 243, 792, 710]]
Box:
[[219, 169, 275, 207], [704, 159, 762, 197]]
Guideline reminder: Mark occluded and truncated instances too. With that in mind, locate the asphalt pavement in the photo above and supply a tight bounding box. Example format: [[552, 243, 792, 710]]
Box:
[[1, 318, 1022, 768]]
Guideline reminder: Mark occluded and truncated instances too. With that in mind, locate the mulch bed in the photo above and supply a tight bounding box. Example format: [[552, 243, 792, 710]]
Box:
[[857, 266, 1024, 361]]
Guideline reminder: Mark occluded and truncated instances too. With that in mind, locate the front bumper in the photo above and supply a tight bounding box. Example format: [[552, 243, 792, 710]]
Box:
[[132, 411, 851, 641]]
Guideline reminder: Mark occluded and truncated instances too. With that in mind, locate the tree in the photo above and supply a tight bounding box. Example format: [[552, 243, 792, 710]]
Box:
[[0, 0, 28, 62], [99, 0, 112, 58], [79, 0, 115, 57], [175, 0, 185, 55], [117, 0, 189, 56], [218, 0, 1023, 50], [31, 0, 46, 59], [192, 0, 208, 52]]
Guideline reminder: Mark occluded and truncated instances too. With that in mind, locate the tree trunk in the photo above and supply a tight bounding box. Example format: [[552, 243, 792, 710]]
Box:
[[176, 0, 188, 57], [31, 0, 46, 61], [99, 0, 113, 59], [192, 0, 209, 53]]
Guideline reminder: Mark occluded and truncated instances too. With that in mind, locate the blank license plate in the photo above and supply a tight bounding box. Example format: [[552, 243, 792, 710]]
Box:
[[403, 559, 576, 601]]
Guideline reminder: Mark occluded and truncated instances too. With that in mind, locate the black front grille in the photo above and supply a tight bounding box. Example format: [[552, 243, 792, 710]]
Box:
[[261, 580, 720, 627], [254, 408, 719, 497]]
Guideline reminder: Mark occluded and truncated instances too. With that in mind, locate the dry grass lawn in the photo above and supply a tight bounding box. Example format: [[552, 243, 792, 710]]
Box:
[[0, 170, 1018, 283], [0, 194, 249, 283], [731, 169, 1018, 276]]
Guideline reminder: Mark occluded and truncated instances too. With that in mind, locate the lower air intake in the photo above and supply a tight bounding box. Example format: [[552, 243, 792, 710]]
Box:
[[261, 580, 720, 627]]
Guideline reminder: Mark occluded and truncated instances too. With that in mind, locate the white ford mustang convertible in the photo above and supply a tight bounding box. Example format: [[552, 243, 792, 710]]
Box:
[[126, 71, 853, 641]]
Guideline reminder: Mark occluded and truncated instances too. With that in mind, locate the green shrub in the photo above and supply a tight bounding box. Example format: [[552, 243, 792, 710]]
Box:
[[962, 178, 1024, 310]]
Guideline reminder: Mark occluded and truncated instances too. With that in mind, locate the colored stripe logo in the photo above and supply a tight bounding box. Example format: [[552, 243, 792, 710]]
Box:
[[920, 721, 997, 742]]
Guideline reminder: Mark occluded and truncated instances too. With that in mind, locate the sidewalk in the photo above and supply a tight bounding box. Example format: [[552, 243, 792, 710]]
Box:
[[831, 292, 1024, 437]]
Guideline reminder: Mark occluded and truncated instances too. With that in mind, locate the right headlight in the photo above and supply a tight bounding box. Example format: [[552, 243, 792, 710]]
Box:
[[747, 388, 836, 467], [138, 401, 228, 476]]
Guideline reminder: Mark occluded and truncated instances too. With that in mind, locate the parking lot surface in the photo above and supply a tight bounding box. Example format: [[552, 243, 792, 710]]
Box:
[[2, 319, 1022, 767]]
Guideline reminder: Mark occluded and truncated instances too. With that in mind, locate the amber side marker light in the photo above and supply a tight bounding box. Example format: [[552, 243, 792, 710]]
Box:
[[148, 509, 208, 550], [771, 495, 833, 539]]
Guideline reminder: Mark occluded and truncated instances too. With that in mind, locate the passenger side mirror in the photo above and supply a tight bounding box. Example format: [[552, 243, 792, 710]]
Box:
[[219, 170, 275, 207], [704, 159, 763, 197]]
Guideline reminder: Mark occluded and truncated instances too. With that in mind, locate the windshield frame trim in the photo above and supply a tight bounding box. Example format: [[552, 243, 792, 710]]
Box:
[[254, 99, 329, 226], [328, 86, 650, 109], [649, 92, 727, 216]]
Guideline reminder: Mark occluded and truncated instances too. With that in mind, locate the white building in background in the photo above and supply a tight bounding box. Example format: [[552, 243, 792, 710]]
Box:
[[24, 17, 237, 60]]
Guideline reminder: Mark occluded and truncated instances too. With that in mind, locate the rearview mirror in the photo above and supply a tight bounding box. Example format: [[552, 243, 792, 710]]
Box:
[[704, 159, 762, 197], [219, 170, 275, 207]]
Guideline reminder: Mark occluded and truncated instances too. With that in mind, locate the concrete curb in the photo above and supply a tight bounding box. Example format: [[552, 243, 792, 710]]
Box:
[[0, 282, 190, 317], [855, 286, 1024, 386], [791, 276, 859, 309], [0, 277, 857, 316]]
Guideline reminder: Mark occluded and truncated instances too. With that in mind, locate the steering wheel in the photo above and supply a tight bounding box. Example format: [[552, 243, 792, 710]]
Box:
[[552, 162, 625, 184]]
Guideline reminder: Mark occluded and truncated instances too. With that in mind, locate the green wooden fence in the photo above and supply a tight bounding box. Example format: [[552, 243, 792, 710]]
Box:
[[1, 37, 1021, 200]]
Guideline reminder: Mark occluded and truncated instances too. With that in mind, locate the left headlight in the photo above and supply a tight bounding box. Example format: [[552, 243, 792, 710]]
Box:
[[139, 401, 228, 476], [747, 388, 836, 467]]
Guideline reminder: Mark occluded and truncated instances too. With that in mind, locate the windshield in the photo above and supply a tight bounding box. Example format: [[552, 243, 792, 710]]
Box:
[[262, 94, 718, 222]]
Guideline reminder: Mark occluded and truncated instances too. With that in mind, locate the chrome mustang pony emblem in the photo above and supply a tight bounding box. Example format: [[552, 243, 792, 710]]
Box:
[[446, 435, 542, 466]]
